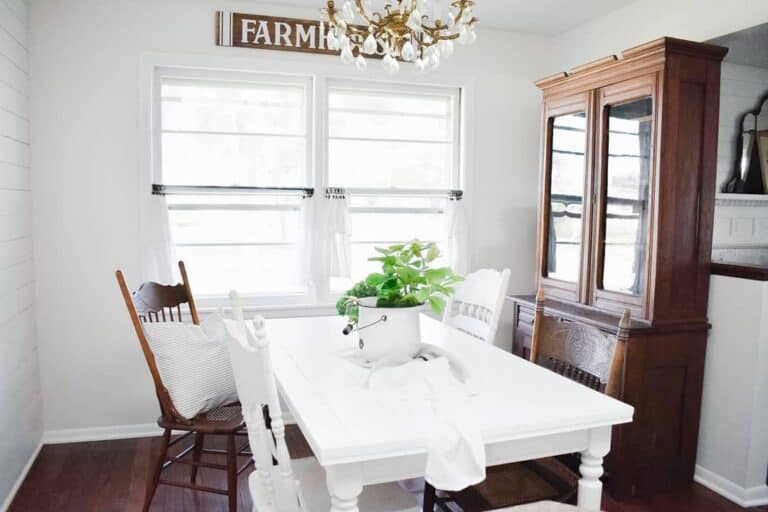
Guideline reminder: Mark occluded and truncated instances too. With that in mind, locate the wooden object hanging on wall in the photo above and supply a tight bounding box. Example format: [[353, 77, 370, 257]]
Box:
[[215, 11, 385, 59]]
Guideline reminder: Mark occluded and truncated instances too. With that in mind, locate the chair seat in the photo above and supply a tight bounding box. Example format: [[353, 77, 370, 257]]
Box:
[[452, 457, 579, 511], [158, 403, 245, 434], [496, 501, 591, 511]]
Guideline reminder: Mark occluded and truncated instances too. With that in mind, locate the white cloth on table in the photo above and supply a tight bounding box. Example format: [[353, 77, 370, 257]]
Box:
[[367, 356, 486, 491]]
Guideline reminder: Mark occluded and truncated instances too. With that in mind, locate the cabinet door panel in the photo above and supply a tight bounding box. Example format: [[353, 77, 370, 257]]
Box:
[[538, 93, 594, 302], [548, 112, 588, 283], [592, 76, 657, 317], [602, 97, 653, 295]]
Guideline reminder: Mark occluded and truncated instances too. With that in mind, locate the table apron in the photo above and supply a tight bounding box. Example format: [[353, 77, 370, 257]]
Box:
[[323, 427, 598, 487]]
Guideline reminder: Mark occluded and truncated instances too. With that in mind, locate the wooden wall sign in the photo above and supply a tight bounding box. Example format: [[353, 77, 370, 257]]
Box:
[[216, 11, 385, 59]]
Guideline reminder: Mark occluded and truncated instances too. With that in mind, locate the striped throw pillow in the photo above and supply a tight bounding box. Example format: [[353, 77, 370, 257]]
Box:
[[142, 314, 238, 420]]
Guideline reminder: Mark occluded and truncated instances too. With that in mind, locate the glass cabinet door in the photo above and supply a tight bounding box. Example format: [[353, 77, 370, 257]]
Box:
[[599, 96, 653, 296], [545, 111, 588, 284]]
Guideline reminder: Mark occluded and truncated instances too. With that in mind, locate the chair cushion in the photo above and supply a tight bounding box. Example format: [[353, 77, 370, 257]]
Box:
[[142, 314, 238, 420], [452, 458, 578, 510]]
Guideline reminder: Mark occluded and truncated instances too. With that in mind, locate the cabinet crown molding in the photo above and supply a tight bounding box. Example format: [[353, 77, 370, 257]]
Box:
[[536, 36, 728, 91]]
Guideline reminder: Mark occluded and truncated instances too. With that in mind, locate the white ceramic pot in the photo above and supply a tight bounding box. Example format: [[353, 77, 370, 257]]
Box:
[[356, 297, 423, 363]]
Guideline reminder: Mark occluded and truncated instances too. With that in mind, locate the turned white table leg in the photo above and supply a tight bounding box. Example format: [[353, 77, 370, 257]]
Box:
[[577, 426, 612, 511], [326, 464, 363, 512]]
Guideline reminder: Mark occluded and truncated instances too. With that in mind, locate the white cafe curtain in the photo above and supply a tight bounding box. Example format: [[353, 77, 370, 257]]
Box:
[[446, 198, 469, 276], [327, 188, 352, 278], [142, 194, 178, 283]]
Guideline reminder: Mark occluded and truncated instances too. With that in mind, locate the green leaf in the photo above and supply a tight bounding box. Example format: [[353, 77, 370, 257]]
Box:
[[432, 284, 455, 295], [426, 244, 440, 262], [395, 265, 419, 285], [374, 246, 391, 255], [424, 267, 452, 284], [365, 273, 387, 287], [427, 295, 446, 315], [414, 287, 432, 303], [380, 277, 400, 290]]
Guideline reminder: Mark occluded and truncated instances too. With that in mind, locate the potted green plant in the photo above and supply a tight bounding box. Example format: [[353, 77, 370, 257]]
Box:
[[336, 240, 463, 362]]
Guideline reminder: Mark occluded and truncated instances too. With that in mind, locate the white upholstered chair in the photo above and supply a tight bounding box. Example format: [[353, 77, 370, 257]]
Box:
[[225, 291, 420, 512], [442, 268, 511, 344]]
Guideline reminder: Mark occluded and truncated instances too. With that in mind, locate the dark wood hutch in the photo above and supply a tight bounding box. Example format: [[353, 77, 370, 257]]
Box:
[[508, 37, 728, 498]]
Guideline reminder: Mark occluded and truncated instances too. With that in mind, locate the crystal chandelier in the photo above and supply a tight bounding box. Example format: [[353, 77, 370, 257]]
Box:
[[321, 0, 477, 73]]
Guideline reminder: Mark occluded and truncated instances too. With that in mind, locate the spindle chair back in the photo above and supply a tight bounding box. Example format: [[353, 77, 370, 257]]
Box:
[[227, 291, 303, 512], [442, 268, 511, 344]]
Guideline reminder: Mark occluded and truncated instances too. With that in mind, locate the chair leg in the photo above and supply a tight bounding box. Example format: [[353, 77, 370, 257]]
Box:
[[190, 432, 205, 484], [143, 428, 171, 512], [226, 433, 238, 512], [423, 482, 437, 512]]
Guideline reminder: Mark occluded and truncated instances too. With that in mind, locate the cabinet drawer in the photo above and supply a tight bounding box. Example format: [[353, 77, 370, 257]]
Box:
[[516, 306, 536, 332]]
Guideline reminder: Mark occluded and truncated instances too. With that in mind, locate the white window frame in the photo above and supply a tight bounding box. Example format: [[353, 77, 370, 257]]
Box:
[[152, 67, 315, 308], [319, 78, 462, 301], [140, 52, 473, 315]]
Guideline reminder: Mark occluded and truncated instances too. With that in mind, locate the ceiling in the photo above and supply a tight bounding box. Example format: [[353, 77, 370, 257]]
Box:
[[709, 23, 768, 69], [274, 0, 637, 36]]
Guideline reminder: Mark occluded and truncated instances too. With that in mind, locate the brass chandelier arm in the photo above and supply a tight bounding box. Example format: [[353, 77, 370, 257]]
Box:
[[326, 2, 373, 37], [352, 0, 380, 28]]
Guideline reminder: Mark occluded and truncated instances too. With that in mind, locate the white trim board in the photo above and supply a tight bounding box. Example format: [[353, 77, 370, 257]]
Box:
[[1, 441, 42, 512], [42, 423, 162, 445], [695, 464, 768, 508], [42, 410, 296, 445]]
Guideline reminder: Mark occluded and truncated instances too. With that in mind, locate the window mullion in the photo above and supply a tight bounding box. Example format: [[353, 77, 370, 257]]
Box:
[[311, 75, 331, 305]]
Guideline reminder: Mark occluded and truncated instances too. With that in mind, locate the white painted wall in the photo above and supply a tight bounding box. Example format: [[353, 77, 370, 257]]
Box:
[[29, 0, 552, 435], [0, 0, 42, 508], [551, 0, 768, 72], [698, 276, 768, 506]]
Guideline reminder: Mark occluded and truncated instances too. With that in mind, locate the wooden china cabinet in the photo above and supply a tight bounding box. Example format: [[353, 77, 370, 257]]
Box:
[[509, 38, 728, 498]]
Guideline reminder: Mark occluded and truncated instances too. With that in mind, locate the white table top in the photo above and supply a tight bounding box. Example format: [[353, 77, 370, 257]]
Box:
[[268, 314, 634, 466]]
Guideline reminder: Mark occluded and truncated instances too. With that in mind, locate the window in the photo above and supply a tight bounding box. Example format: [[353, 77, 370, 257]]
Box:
[[326, 81, 461, 292], [153, 68, 463, 307]]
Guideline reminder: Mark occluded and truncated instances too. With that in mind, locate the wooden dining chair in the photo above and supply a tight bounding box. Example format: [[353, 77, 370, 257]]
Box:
[[425, 287, 629, 512], [442, 268, 511, 344], [115, 261, 251, 512]]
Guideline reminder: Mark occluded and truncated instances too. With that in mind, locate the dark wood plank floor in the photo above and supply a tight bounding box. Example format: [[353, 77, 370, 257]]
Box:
[[8, 427, 768, 511]]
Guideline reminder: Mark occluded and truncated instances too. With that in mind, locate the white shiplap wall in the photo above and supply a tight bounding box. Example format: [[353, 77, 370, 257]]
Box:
[[0, 0, 42, 509], [712, 62, 768, 260]]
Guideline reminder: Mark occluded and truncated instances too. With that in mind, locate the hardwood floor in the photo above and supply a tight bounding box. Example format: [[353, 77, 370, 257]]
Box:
[[8, 428, 768, 511]]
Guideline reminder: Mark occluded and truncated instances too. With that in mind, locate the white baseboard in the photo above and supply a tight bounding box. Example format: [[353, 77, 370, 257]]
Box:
[[43, 423, 162, 444], [42, 411, 296, 445], [1, 441, 43, 512], [694, 464, 768, 507]]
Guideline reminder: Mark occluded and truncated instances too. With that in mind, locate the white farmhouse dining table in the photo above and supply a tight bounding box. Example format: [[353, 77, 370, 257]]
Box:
[[267, 314, 634, 512]]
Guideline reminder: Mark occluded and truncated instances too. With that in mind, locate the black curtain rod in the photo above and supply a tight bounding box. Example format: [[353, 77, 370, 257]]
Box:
[[152, 184, 463, 200], [152, 184, 314, 198]]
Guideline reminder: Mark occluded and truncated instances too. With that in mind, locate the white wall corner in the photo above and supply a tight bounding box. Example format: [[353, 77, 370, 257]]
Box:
[[0, 441, 43, 512], [695, 464, 768, 508]]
